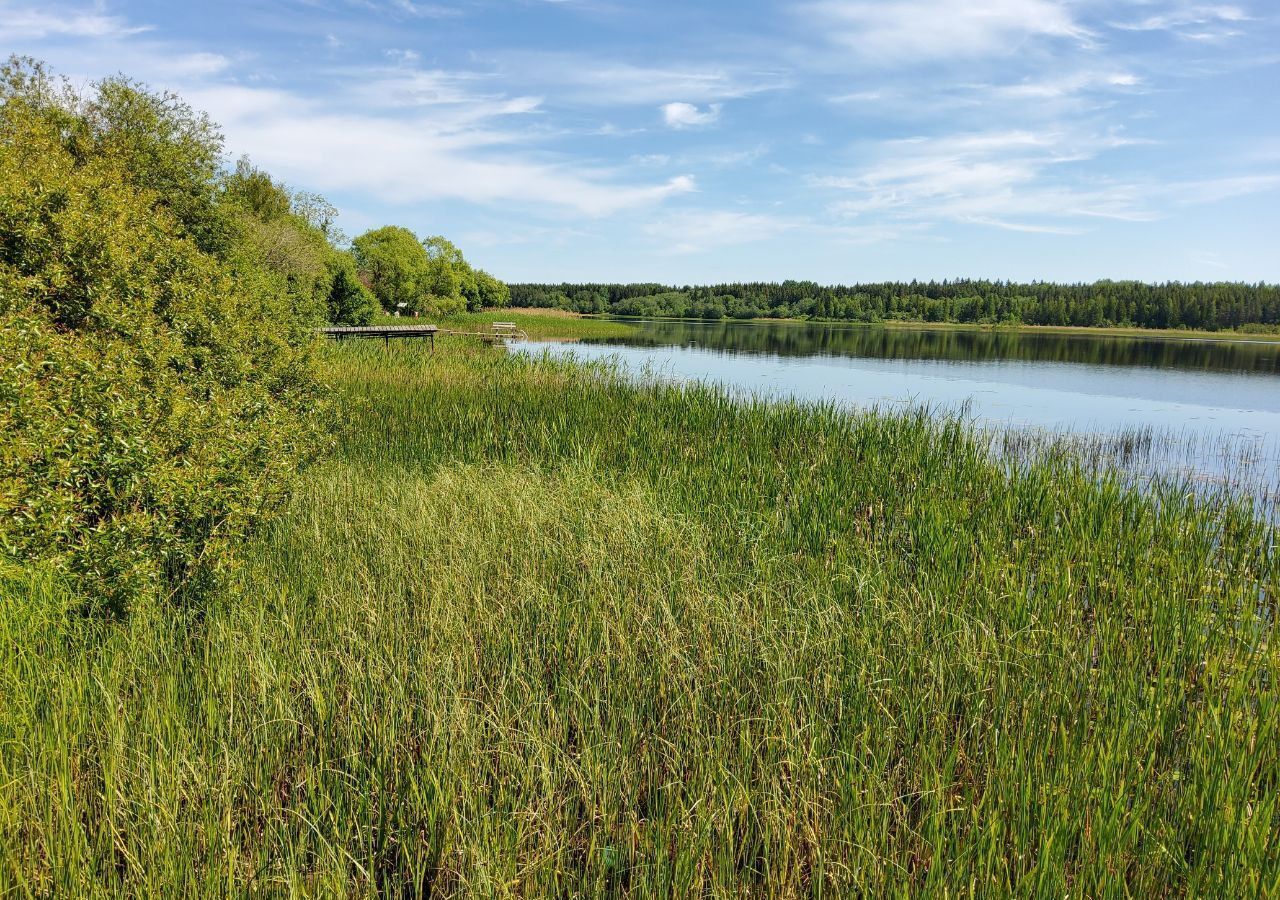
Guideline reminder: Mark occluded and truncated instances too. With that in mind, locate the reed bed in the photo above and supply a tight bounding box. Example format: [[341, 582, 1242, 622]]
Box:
[[991, 425, 1280, 523], [1, 340, 1276, 896]]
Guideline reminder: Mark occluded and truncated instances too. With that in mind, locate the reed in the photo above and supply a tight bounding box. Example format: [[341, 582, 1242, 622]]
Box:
[[2, 340, 1275, 896]]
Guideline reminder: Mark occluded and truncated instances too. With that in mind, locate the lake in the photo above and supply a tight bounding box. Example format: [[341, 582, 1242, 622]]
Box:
[[520, 319, 1280, 507]]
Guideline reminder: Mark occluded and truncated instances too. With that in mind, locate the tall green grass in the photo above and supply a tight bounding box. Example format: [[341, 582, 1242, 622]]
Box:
[[2, 341, 1276, 895]]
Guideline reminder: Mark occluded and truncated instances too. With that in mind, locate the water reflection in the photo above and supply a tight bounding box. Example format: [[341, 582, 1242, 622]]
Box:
[[587, 319, 1280, 375]]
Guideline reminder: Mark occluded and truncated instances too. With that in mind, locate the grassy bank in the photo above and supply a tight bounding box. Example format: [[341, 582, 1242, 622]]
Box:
[[2, 340, 1277, 895]]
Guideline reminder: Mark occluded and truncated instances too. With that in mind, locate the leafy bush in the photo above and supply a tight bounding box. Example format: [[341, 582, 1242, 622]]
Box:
[[0, 60, 326, 615]]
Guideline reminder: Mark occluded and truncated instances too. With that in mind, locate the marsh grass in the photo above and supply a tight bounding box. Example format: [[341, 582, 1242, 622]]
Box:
[[992, 425, 1280, 521], [2, 340, 1276, 895]]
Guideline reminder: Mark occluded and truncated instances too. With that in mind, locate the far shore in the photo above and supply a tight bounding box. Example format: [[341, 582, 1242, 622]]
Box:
[[374, 307, 1280, 344], [576, 312, 1280, 344]]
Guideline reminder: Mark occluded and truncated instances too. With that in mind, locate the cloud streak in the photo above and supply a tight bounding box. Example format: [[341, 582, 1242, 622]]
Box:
[[187, 85, 698, 217], [645, 209, 795, 253], [804, 0, 1090, 64], [493, 53, 789, 106], [818, 129, 1156, 231], [0, 1, 149, 39], [1110, 3, 1249, 39]]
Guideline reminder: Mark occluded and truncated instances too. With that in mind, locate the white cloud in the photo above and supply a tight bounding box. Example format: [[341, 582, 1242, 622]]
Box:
[[829, 68, 1142, 120], [817, 126, 1280, 236], [1169, 173, 1280, 204], [359, 0, 461, 18], [496, 54, 788, 105], [186, 85, 697, 217], [644, 210, 931, 253], [661, 101, 722, 129], [645, 210, 796, 253], [164, 52, 232, 78], [0, 0, 698, 220], [0, 2, 149, 39], [992, 70, 1141, 100], [1111, 3, 1249, 36], [385, 48, 421, 65], [818, 129, 1156, 230], [344, 66, 542, 114], [805, 0, 1090, 64]]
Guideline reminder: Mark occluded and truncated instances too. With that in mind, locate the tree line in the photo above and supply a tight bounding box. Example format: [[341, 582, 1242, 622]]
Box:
[[510, 280, 1280, 331]]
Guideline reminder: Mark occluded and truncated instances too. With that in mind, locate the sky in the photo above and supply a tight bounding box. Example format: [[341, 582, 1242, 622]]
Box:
[[3, 0, 1278, 284]]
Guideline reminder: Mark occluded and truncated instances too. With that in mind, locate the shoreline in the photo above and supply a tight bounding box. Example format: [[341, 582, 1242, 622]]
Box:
[[580, 313, 1280, 344]]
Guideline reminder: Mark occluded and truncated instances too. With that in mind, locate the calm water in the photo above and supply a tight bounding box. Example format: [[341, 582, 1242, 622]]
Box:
[[521, 319, 1280, 504]]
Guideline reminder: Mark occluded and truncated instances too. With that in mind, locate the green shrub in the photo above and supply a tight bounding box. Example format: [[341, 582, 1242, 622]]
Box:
[[324, 253, 377, 326], [0, 63, 326, 615]]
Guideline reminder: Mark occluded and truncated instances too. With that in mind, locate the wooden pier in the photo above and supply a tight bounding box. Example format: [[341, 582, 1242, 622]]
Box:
[[441, 322, 530, 343], [317, 322, 529, 348], [318, 325, 438, 348]]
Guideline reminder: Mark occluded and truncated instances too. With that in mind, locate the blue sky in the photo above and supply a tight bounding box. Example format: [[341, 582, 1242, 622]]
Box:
[[4, 0, 1278, 283]]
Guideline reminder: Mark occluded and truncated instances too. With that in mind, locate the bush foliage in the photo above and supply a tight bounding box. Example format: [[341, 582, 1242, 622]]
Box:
[[0, 59, 329, 614]]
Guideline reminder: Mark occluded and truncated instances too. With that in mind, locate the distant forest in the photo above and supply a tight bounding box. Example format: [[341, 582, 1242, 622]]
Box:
[[510, 280, 1280, 331]]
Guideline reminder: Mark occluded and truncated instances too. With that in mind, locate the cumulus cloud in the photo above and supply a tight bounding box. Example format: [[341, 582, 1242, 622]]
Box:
[[661, 101, 722, 129]]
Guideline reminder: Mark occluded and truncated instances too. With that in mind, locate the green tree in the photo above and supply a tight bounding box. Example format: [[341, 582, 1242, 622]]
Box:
[[351, 225, 429, 315], [70, 69, 229, 254], [471, 269, 511, 310], [326, 253, 377, 325], [223, 158, 332, 330]]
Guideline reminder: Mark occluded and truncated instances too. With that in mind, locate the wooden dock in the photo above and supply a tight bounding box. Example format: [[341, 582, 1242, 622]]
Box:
[[318, 325, 438, 348], [317, 323, 529, 348], [441, 322, 530, 343]]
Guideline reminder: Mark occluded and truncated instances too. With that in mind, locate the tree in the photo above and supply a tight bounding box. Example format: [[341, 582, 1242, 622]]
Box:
[[351, 227, 502, 317], [74, 73, 230, 255], [422, 235, 467, 296], [472, 269, 511, 310], [351, 225, 429, 314], [326, 253, 377, 325], [223, 158, 331, 330]]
